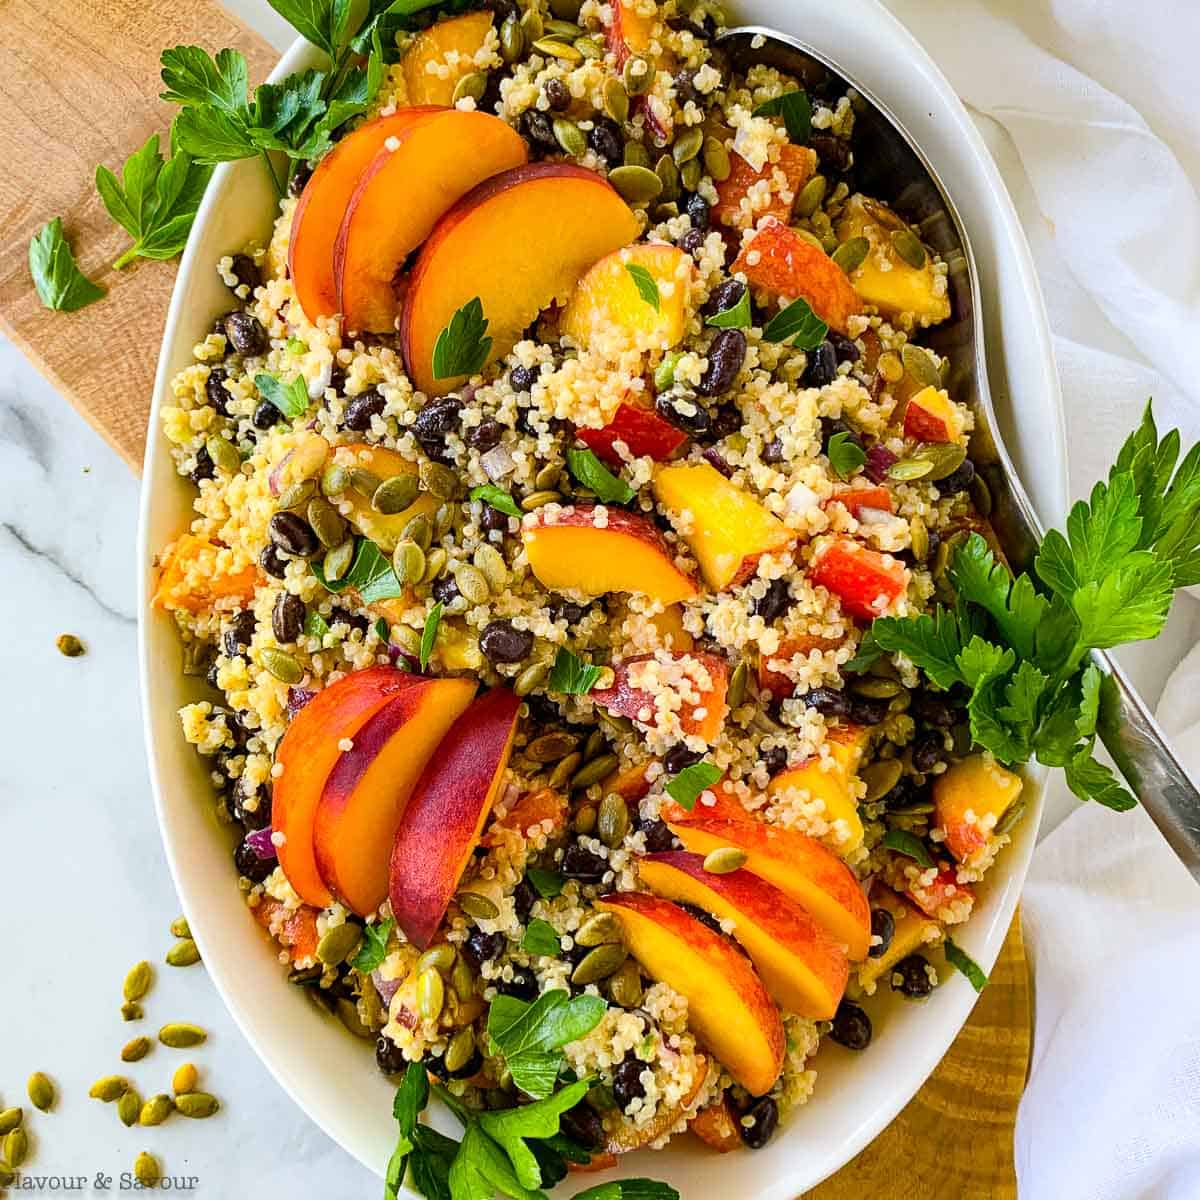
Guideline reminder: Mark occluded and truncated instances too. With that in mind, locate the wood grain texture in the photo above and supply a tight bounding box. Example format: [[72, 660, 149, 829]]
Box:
[[0, 0, 274, 470]]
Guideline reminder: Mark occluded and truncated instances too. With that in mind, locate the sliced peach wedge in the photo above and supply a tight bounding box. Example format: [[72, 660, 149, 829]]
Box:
[[902, 384, 965, 444], [389, 687, 521, 948], [272, 667, 419, 908], [595, 892, 785, 1096], [335, 110, 528, 335], [933, 754, 1023, 867], [522, 505, 698, 605], [401, 10, 494, 107], [314, 676, 476, 915], [401, 163, 641, 395], [637, 852, 849, 1020], [668, 815, 872, 960]]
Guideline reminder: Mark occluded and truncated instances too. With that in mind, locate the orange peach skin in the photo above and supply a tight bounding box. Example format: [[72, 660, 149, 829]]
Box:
[[732, 217, 863, 334], [712, 145, 817, 229], [902, 385, 965, 444], [289, 107, 442, 325], [606, 0, 656, 65], [660, 774, 748, 825], [388, 687, 520, 948], [253, 898, 321, 963], [401, 11, 494, 106], [400, 163, 641, 395], [314, 676, 476, 915], [335, 110, 528, 335], [575, 400, 688, 466], [808, 538, 908, 622], [668, 815, 871, 960], [273, 667, 419, 907], [596, 892, 785, 1096], [689, 1096, 742, 1153], [592, 651, 729, 743], [933, 753, 1023, 866], [522, 505, 698, 605], [152, 533, 259, 614], [638, 852, 849, 1019], [482, 787, 567, 847], [756, 633, 846, 702]]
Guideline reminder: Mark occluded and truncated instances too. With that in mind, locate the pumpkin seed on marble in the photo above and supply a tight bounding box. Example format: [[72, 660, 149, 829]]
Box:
[[205, 434, 242, 475], [533, 37, 581, 62], [702, 846, 747, 874], [117, 1089, 141, 1128], [572, 942, 627, 985], [452, 71, 488, 105], [887, 457, 935, 482], [679, 156, 702, 192], [393, 540, 426, 587], [260, 647, 303, 685], [500, 15, 524, 62], [420, 461, 459, 501], [527, 730, 579, 763], [349, 468, 382, 497], [403, 511, 434, 552], [159, 1022, 207, 1050], [548, 751, 583, 790], [121, 1001, 144, 1022], [90, 1076, 130, 1103], [5, 1127, 28, 1168], [672, 126, 704, 165], [170, 916, 191, 939], [850, 675, 903, 700], [969, 472, 993, 516], [514, 660, 550, 697], [832, 236, 869, 274], [702, 135, 731, 181], [575, 34, 603, 58], [121, 1037, 152, 1063], [575, 911, 622, 947], [134, 1152, 161, 1188], [607, 960, 643, 1008], [916, 441, 967, 481], [623, 53, 653, 95], [474, 543, 508, 592], [0, 1109, 22, 1136], [444, 1027, 477, 1074], [454, 563, 490, 605], [727, 660, 749, 709], [901, 343, 940, 387], [172, 1064, 198, 1096], [372, 473, 420, 515], [890, 227, 927, 269], [860, 758, 903, 802], [323, 538, 355, 583], [520, 489, 561, 511], [603, 76, 630, 124], [909, 514, 930, 561], [175, 1093, 220, 1119], [553, 117, 586, 157], [166, 938, 201, 967], [316, 922, 362, 966], [124, 960, 153, 1002], [596, 790, 629, 847], [416, 968, 445, 1023], [610, 163, 662, 206], [793, 174, 827, 219], [422, 546, 448, 584], [275, 479, 317, 512], [573, 753, 618, 793], [457, 891, 500, 920]]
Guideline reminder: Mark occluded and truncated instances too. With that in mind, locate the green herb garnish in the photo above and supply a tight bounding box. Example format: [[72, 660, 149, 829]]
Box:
[[705, 286, 751, 329], [881, 829, 933, 867], [374, 616, 390, 642], [664, 761, 721, 811], [254, 372, 311, 420], [625, 263, 661, 312], [566, 447, 635, 505], [526, 867, 565, 899], [574, 1182, 682, 1199], [351, 917, 394, 974], [520, 918, 561, 958], [432, 296, 492, 381], [28, 219, 105, 312], [547, 647, 603, 695], [311, 538, 403, 601], [470, 483, 523, 519], [943, 938, 988, 993], [827, 430, 866, 480], [419, 601, 443, 670], [303, 610, 330, 639], [752, 89, 812, 142], [761, 296, 828, 348]]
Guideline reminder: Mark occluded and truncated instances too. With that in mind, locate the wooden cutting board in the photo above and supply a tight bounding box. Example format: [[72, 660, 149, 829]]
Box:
[[0, 2, 1032, 1194]]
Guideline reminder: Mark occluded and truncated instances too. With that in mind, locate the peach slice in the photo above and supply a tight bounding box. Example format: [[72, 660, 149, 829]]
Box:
[[712, 144, 818, 229], [575, 400, 688, 465], [648, 603, 694, 651], [595, 892, 785, 1096], [289, 107, 442, 325], [401, 163, 641, 395], [388, 687, 520, 948], [638, 852, 849, 1019], [902, 385, 965, 444], [273, 667, 418, 907], [667, 815, 871, 960], [605, 1055, 707, 1154], [689, 1096, 742, 1153], [153, 533, 259, 614], [561, 243, 694, 354], [756, 633, 846, 702], [522, 505, 698, 605], [855, 886, 941, 991], [808, 538, 909, 621], [401, 11, 494, 107], [592, 651, 729, 744], [732, 217, 863, 335], [313, 676, 476, 915], [335, 110, 528, 335], [933, 754, 1023, 866], [653, 461, 795, 591], [606, 0, 656, 65], [332, 443, 440, 552]]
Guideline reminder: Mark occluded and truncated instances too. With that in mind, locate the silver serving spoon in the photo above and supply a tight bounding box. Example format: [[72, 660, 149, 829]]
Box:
[[717, 25, 1200, 877]]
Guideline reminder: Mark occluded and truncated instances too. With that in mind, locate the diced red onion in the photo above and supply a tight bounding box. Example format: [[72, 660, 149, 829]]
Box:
[[864, 445, 898, 483], [287, 687, 317, 716], [245, 827, 277, 861], [481, 443, 515, 481], [702, 448, 733, 477], [372, 969, 401, 1005]]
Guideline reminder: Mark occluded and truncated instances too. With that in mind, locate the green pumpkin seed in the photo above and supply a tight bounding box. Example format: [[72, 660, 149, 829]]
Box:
[[121, 1036, 152, 1063], [323, 538, 355, 583], [544, 17, 582, 38], [548, 751, 583, 790], [158, 1022, 207, 1050], [583, 728, 606, 761], [349, 467, 382, 497], [372, 473, 420, 515], [336, 996, 373, 1038], [134, 1152, 161, 1187], [417, 944, 457, 976], [520, 489, 561, 511], [422, 546, 449, 584], [321, 462, 350, 496], [702, 135, 731, 182], [5, 1127, 28, 1168], [307, 496, 347, 549], [527, 730, 579, 763], [672, 125, 704, 166], [810, 209, 833, 239], [679, 156, 701, 192], [276, 479, 317, 512], [166, 938, 201, 967], [519, 7, 543, 41], [533, 37, 582, 62], [514, 660, 550, 697], [969, 472, 993, 516], [474, 543, 509, 592], [917, 441, 967, 482], [888, 690, 913, 715], [649, 156, 676, 204], [623, 140, 652, 168], [792, 226, 825, 252], [571, 942, 628, 985], [603, 76, 630, 124], [702, 846, 747, 874], [175, 1092, 220, 1119], [457, 891, 500, 920], [452, 71, 488, 105], [317, 923, 362, 966], [910, 514, 930, 562], [573, 803, 597, 834], [553, 117, 587, 158], [399, 513, 431, 553], [0, 1109, 22, 1136], [890, 227, 927, 269], [832, 236, 870, 274], [860, 758, 903, 802], [121, 1001, 144, 1022], [118, 1089, 141, 1128], [533, 461, 562, 490], [391, 624, 422, 657], [500, 15, 524, 62], [444, 1027, 477, 1074], [887, 457, 935, 482], [793, 173, 827, 219], [596, 790, 629, 848], [901, 343, 940, 387], [138, 1094, 174, 1126], [575, 34, 603, 58], [124, 960, 153, 1002], [995, 798, 1027, 836], [90, 1075, 130, 1103], [392, 540, 426, 587], [610, 163, 664, 205], [453, 563, 490, 605], [607, 960, 643, 1008], [206, 434, 242, 475], [420, 461, 459, 501], [170, 916, 192, 939], [451, 956, 477, 1003], [548, 0, 582, 17], [850, 675, 903, 700], [574, 753, 619, 794], [575, 911, 622, 947], [260, 647, 303, 685], [727, 660, 749, 709], [416, 968, 445, 1022], [173, 1063, 198, 1096], [623, 53, 654, 95]]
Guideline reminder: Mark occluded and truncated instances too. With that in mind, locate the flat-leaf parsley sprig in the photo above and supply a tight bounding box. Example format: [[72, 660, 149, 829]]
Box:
[[852, 403, 1200, 811]]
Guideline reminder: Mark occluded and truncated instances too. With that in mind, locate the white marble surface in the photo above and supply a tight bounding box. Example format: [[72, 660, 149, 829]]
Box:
[[2, 2, 1197, 1197]]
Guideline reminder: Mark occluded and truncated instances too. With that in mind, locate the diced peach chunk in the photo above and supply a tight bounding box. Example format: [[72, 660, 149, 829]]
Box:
[[253, 898, 321, 963], [648, 603, 694, 651], [756, 633, 846, 701], [933, 754, 1023, 866], [576, 400, 688, 466], [855, 887, 941, 990], [903, 863, 975, 922], [332, 443, 439, 552], [689, 1097, 742, 1153], [808, 538, 908, 621], [592, 651, 729, 744], [712, 145, 817, 229], [606, 0, 657, 64], [153, 534, 258, 614], [903, 385, 965, 444], [600, 761, 655, 805], [401, 11, 495, 107], [827, 486, 894, 517], [483, 787, 567, 847]]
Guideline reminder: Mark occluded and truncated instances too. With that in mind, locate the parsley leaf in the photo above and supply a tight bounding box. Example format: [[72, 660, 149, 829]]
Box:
[[566, 447, 636, 505], [303, 609, 330, 639], [408, 1126, 457, 1200], [267, 0, 354, 59], [664, 761, 721, 811], [254, 372, 311, 419], [521, 918, 561, 958], [450, 1123, 544, 1200], [881, 829, 932, 867], [868, 610, 965, 692], [526, 867, 564, 899], [351, 916, 394, 973], [311, 538, 403, 601], [548, 647, 603, 695], [1064, 745, 1137, 811], [432, 297, 492, 380], [28, 218, 106, 312], [574, 1182, 681, 1200], [949, 533, 1047, 660], [943, 939, 988, 992], [374, 616, 391, 643], [705, 285, 751, 329], [761, 296, 828, 348], [625, 263, 661, 311], [751, 89, 812, 142], [827, 430, 866, 480], [487, 989, 606, 1099], [160, 46, 249, 112], [419, 601, 443, 670], [479, 1077, 592, 1189], [470, 483, 522, 519], [384, 1062, 428, 1199]]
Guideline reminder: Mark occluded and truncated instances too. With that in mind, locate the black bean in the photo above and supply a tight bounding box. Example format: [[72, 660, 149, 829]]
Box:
[[223, 610, 257, 656], [229, 253, 261, 293], [820, 417, 861, 455], [462, 929, 507, 969], [869, 908, 895, 959], [703, 278, 746, 319], [809, 133, 851, 174], [655, 393, 710, 437], [912, 691, 957, 728], [206, 659, 221, 690], [233, 840, 273, 883], [484, 0, 517, 20], [561, 843, 607, 883], [881, 775, 921, 811], [431, 575, 460, 605], [829, 1001, 872, 1050], [560, 1101, 604, 1151], [612, 1057, 646, 1112], [343, 388, 386, 432], [761, 745, 788, 776], [513, 876, 536, 921], [259, 544, 289, 579], [548, 597, 589, 624], [762, 437, 784, 464], [480, 620, 534, 665], [545, 77, 571, 111], [376, 1036, 407, 1076], [288, 161, 314, 197], [664, 744, 702, 774], [272, 592, 305, 643], [480, 504, 511, 533], [697, 329, 746, 396], [412, 395, 461, 442], [738, 1096, 779, 1149], [637, 817, 677, 853], [467, 418, 504, 452], [805, 339, 838, 387], [912, 729, 946, 774], [801, 686, 852, 719], [685, 192, 709, 232], [848, 696, 889, 726], [524, 693, 561, 726], [677, 901, 723, 937], [831, 334, 859, 365], [754, 578, 791, 625], [447, 1049, 483, 1081], [893, 954, 934, 998], [937, 459, 975, 495], [496, 968, 538, 1001], [268, 511, 320, 558], [708, 404, 742, 440], [225, 310, 268, 356], [587, 117, 622, 165], [679, 228, 706, 257], [253, 399, 282, 430], [206, 367, 232, 415], [190, 445, 215, 484], [509, 364, 537, 392], [673, 67, 701, 107], [330, 608, 369, 635], [520, 108, 558, 150]]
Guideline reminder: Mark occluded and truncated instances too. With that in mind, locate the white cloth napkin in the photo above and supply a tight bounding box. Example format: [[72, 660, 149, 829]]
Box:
[[882, 1, 1200, 1194]]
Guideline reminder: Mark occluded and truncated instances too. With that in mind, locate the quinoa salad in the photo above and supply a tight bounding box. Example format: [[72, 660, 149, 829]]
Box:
[[152, 0, 1028, 1182]]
